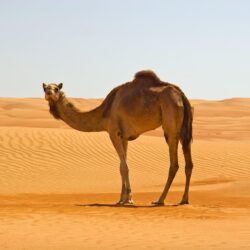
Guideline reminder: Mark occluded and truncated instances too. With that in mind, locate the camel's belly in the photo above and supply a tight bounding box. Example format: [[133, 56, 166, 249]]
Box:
[[121, 115, 162, 140]]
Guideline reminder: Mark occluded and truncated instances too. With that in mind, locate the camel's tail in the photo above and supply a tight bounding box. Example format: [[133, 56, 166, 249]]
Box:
[[180, 92, 193, 153]]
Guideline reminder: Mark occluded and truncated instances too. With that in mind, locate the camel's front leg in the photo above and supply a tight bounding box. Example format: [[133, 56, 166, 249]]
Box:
[[118, 173, 126, 204], [118, 161, 133, 205], [109, 134, 133, 205]]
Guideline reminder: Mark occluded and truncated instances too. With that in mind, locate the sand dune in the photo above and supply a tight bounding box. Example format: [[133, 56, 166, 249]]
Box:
[[0, 97, 250, 249], [0, 127, 250, 194]]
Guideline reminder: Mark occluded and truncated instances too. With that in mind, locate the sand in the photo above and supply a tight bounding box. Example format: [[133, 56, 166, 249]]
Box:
[[0, 97, 250, 249]]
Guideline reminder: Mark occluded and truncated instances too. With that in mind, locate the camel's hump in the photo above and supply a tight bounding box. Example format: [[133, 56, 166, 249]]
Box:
[[134, 70, 160, 82]]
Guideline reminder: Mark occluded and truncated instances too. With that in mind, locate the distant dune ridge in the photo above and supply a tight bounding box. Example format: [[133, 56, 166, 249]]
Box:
[[0, 97, 250, 249], [1, 97, 250, 138]]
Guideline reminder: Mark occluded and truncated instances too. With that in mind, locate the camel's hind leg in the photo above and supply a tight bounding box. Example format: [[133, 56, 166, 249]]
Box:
[[153, 92, 183, 205], [153, 134, 179, 205], [109, 133, 133, 205], [180, 144, 193, 204]]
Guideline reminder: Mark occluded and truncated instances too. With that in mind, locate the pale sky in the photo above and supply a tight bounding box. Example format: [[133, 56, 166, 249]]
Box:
[[0, 0, 249, 99]]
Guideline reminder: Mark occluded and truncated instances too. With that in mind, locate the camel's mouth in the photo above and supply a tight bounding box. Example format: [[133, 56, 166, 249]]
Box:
[[45, 93, 51, 101], [46, 95, 60, 103], [45, 93, 55, 101]]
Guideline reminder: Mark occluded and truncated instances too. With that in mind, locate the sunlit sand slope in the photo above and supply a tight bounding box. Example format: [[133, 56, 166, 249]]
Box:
[[0, 127, 250, 194]]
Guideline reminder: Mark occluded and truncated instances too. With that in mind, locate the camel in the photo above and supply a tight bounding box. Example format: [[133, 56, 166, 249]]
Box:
[[42, 70, 193, 205]]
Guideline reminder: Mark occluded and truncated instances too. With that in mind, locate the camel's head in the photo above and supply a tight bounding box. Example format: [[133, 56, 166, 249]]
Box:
[[43, 83, 63, 102]]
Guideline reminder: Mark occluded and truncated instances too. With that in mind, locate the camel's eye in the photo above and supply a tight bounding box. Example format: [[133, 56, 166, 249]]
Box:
[[54, 88, 59, 93]]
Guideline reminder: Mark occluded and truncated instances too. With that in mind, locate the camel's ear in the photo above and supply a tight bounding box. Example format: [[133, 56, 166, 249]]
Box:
[[58, 83, 63, 90], [43, 83, 47, 91]]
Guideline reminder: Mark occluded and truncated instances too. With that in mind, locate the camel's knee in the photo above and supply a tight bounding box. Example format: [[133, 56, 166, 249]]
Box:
[[185, 163, 193, 176], [169, 164, 179, 177]]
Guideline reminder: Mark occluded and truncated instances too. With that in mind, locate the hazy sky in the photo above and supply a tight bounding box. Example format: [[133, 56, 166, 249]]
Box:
[[0, 0, 249, 99]]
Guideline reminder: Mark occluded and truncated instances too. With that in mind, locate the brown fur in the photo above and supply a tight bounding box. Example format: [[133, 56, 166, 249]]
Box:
[[180, 92, 193, 152], [49, 101, 61, 120], [101, 83, 127, 118], [43, 70, 193, 205], [101, 72, 192, 149], [134, 70, 161, 82], [48, 93, 81, 120]]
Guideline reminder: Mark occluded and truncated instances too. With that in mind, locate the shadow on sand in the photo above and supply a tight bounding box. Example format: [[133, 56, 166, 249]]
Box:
[[74, 203, 180, 208]]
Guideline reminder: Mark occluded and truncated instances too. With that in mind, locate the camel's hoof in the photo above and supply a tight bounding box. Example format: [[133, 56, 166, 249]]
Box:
[[179, 200, 189, 205], [116, 199, 135, 206], [116, 200, 124, 205], [123, 199, 134, 205], [152, 201, 165, 206], [116, 199, 134, 206], [126, 199, 134, 205]]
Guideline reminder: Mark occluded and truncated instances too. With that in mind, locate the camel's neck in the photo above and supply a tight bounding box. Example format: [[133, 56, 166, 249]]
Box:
[[50, 94, 107, 132]]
